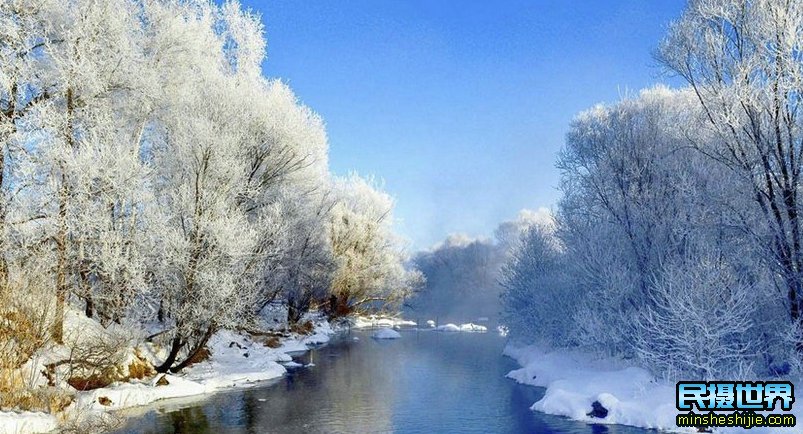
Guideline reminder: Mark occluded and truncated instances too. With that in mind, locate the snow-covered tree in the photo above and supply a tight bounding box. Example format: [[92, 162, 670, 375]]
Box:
[[659, 0, 803, 353], [4, 0, 156, 341], [499, 223, 572, 345], [0, 0, 54, 287], [326, 174, 422, 317], [261, 188, 335, 325], [143, 0, 271, 372], [634, 251, 759, 379]]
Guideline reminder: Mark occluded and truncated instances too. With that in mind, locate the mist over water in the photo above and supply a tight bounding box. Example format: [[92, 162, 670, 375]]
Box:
[[404, 209, 553, 325]]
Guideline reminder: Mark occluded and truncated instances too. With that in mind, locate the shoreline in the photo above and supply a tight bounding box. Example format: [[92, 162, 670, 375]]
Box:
[[504, 344, 802, 434], [1, 315, 494, 434], [0, 315, 342, 434]]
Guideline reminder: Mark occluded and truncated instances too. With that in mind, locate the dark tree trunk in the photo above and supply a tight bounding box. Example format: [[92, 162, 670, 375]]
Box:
[[287, 299, 302, 324], [155, 336, 183, 373], [170, 325, 215, 373], [84, 295, 94, 319]]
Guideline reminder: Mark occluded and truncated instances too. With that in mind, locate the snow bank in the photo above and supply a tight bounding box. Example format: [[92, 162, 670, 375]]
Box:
[[433, 323, 487, 332], [0, 411, 57, 434], [504, 344, 803, 433], [180, 330, 289, 390], [303, 320, 334, 346], [459, 323, 487, 332], [64, 329, 300, 421], [72, 375, 208, 412], [353, 315, 417, 329], [434, 323, 461, 332], [3, 313, 339, 433], [372, 327, 402, 339]]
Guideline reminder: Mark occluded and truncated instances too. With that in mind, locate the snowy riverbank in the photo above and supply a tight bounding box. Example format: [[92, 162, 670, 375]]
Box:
[[0, 312, 339, 434], [504, 344, 803, 433]]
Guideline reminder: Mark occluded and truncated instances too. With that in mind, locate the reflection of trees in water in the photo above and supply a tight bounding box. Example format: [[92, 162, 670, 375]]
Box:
[[132, 333, 656, 434], [165, 406, 213, 434], [236, 339, 394, 433]]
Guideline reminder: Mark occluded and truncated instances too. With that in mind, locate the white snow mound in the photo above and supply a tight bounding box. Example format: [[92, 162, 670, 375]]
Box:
[[372, 327, 402, 339], [433, 323, 487, 332]]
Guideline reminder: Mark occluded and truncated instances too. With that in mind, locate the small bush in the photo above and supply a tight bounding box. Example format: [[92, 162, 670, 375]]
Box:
[[263, 336, 282, 348], [183, 346, 211, 367], [127, 353, 155, 380], [0, 277, 55, 370], [67, 374, 114, 391], [0, 381, 74, 414], [290, 320, 314, 335]]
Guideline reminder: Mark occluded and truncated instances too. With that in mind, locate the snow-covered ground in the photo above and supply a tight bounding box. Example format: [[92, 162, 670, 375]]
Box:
[[0, 310, 340, 434], [0, 413, 57, 434], [505, 344, 803, 433]]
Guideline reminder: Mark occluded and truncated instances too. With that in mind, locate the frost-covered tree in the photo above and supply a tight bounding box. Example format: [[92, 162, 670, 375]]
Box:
[[5, 0, 156, 341], [659, 0, 803, 353], [499, 223, 572, 345], [634, 251, 759, 379], [0, 0, 53, 286], [261, 188, 335, 325], [143, 0, 273, 372], [498, 86, 777, 377], [553, 87, 750, 356], [326, 174, 422, 317], [0, 0, 420, 374]]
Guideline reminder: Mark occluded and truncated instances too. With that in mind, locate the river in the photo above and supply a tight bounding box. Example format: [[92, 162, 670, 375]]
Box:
[[113, 328, 661, 433]]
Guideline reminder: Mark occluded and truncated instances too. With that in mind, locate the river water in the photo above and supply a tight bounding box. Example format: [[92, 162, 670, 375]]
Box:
[[113, 329, 660, 433]]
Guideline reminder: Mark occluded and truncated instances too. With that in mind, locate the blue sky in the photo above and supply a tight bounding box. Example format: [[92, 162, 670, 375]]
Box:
[[243, 0, 687, 249]]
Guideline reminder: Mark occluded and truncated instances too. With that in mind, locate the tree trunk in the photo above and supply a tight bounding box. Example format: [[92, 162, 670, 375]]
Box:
[[53, 87, 76, 344], [155, 335, 183, 373], [287, 299, 302, 324], [157, 299, 165, 323], [0, 148, 7, 288], [52, 173, 69, 344], [84, 295, 94, 319], [170, 325, 215, 373]]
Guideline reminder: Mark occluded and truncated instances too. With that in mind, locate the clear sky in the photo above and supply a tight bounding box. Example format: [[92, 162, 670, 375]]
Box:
[[242, 0, 687, 249]]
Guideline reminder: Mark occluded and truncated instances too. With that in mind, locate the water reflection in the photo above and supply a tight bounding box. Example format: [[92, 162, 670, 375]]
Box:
[[115, 330, 664, 434]]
